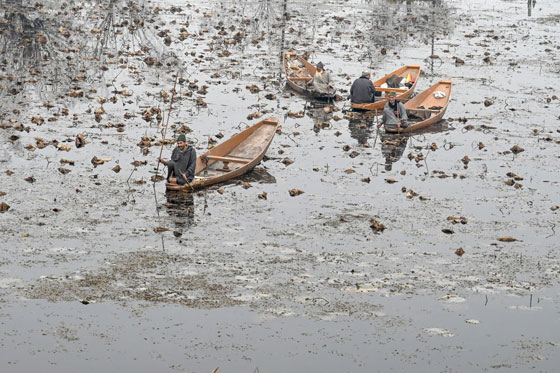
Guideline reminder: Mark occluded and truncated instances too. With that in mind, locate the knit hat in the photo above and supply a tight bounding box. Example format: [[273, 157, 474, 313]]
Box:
[[177, 134, 187, 142], [361, 71, 370, 78], [316, 62, 324, 69], [387, 91, 397, 97]]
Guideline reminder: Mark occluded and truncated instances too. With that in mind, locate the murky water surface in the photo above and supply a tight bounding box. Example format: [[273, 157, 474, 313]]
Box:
[[1, 0, 559, 371]]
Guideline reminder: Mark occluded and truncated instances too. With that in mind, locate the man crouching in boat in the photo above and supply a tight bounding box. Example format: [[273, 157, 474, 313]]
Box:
[[307, 62, 333, 95], [158, 134, 196, 185], [378, 91, 408, 131]]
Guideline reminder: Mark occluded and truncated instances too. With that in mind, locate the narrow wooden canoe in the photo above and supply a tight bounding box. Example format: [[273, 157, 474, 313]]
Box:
[[386, 79, 452, 134], [350, 65, 421, 111], [166, 117, 279, 191], [283, 52, 336, 99]]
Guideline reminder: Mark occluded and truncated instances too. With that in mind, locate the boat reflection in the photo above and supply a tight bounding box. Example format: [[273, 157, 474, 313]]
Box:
[[380, 132, 408, 171], [165, 190, 195, 230]]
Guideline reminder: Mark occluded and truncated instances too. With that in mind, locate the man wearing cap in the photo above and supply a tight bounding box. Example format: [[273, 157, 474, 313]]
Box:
[[378, 91, 408, 131], [308, 62, 333, 95], [350, 71, 377, 104], [158, 134, 197, 185]]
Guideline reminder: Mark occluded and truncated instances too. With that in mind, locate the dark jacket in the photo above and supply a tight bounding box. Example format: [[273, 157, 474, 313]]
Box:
[[169, 145, 197, 183], [350, 76, 376, 104]]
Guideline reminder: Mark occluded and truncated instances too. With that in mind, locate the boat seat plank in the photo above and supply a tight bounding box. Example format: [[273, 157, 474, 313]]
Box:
[[376, 87, 409, 93], [207, 155, 251, 163]]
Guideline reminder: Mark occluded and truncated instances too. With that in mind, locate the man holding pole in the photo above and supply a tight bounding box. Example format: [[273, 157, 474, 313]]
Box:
[[158, 134, 196, 185]]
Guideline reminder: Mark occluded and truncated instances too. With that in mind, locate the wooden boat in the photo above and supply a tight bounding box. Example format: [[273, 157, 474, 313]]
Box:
[[166, 117, 279, 191], [386, 79, 452, 134], [350, 65, 421, 111], [283, 52, 336, 99]]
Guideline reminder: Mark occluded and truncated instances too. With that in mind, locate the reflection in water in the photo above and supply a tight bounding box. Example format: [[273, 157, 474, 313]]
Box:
[[380, 132, 408, 171], [348, 117, 377, 145], [239, 166, 277, 184], [165, 191, 195, 231], [307, 102, 333, 133], [528, 0, 536, 17]]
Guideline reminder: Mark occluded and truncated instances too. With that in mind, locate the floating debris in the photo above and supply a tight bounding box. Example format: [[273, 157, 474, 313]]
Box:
[[497, 236, 518, 242], [289, 189, 304, 197], [455, 248, 465, 256], [369, 218, 386, 232], [0, 202, 10, 213]]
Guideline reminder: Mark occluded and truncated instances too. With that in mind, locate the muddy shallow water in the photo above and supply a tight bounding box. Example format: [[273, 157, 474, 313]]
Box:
[[1, 0, 559, 371]]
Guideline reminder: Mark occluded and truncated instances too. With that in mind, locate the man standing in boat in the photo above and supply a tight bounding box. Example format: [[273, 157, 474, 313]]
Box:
[[308, 62, 333, 95], [378, 91, 408, 131], [349, 71, 377, 104], [158, 134, 197, 185]]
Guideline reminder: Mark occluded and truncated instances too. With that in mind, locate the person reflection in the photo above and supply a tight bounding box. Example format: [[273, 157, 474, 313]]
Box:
[[380, 133, 409, 171], [309, 103, 332, 133], [165, 190, 195, 232], [348, 117, 376, 146]]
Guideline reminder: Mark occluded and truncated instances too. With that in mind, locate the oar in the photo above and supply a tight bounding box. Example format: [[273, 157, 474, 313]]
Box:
[[156, 73, 180, 177]]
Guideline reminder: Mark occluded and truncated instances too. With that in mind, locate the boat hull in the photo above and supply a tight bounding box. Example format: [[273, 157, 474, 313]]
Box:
[[385, 79, 452, 134], [350, 65, 421, 111], [283, 52, 336, 100], [166, 118, 279, 191]]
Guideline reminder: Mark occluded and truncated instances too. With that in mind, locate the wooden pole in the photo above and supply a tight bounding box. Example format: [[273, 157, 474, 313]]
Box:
[[156, 73, 180, 175]]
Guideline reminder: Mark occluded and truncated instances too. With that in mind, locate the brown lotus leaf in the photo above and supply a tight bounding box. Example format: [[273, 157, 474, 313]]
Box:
[[247, 112, 261, 120], [442, 228, 454, 234], [483, 99, 493, 107], [258, 192, 267, 200], [246, 85, 260, 93], [287, 111, 304, 118], [349, 151, 359, 158], [24, 176, 35, 183], [289, 189, 304, 197], [455, 248, 465, 256], [151, 175, 165, 182], [406, 189, 418, 199], [60, 159, 74, 166], [217, 188, 225, 195], [343, 145, 351, 151], [461, 155, 470, 165], [91, 156, 110, 166], [370, 218, 386, 232], [57, 144, 71, 151], [25, 144, 36, 151], [454, 57, 465, 65], [478, 142, 485, 149], [112, 165, 121, 173], [58, 168, 71, 174], [385, 178, 397, 184], [154, 227, 168, 233], [66, 90, 83, 97], [6, 170, 14, 176], [134, 180, 146, 184], [0, 202, 9, 212], [344, 169, 355, 174], [75, 134, 86, 148], [361, 177, 371, 183], [0, 192, 5, 197], [505, 179, 515, 186], [551, 205, 559, 211], [497, 236, 517, 242], [31, 116, 44, 125], [510, 145, 524, 154], [514, 183, 522, 189], [242, 182, 252, 189], [282, 158, 294, 166], [131, 160, 147, 166]]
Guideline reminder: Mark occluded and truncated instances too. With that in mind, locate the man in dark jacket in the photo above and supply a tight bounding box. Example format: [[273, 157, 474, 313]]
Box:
[[158, 134, 197, 184], [350, 71, 376, 104]]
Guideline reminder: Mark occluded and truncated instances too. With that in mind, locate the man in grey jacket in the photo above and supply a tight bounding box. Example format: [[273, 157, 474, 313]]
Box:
[[308, 62, 333, 95], [378, 91, 408, 131], [350, 71, 376, 104], [158, 134, 197, 185]]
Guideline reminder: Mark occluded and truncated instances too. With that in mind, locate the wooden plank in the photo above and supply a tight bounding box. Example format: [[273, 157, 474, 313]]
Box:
[[207, 155, 251, 163], [375, 87, 409, 93]]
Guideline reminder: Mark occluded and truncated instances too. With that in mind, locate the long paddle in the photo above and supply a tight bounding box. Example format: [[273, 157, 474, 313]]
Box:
[[156, 73, 179, 177]]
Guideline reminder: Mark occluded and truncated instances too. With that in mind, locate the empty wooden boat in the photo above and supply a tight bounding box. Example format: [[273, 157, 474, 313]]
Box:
[[166, 117, 279, 191], [386, 79, 452, 133], [351, 65, 421, 111], [283, 52, 336, 99]]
